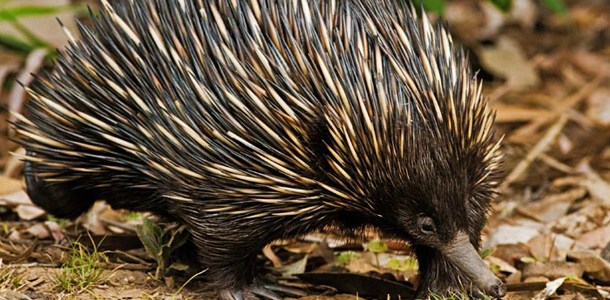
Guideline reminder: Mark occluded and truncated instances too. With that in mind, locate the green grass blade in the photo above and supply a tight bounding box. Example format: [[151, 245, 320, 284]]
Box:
[[488, 0, 512, 12], [0, 4, 85, 21], [0, 31, 35, 54], [540, 0, 567, 15]]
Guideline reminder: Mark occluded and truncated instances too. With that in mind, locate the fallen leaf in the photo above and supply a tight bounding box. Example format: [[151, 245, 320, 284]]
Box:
[[273, 256, 307, 278], [487, 256, 518, 274], [577, 162, 610, 205], [586, 89, 610, 126], [0, 190, 31, 206], [524, 189, 585, 223], [477, 37, 540, 89], [523, 262, 584, 281], [16, 205, 45, 221], [44, 221, 65, 243], [485, 224, 541, 248], [26, 223, 49, 239], [528, 234, 587, 261], [533, 277, 567, 300], [81, 202, 109, 235], [0, 177, 22, 195], [577, 224, 610, 249], [567, 251, 610, 284], [494, 243, 532, 265]]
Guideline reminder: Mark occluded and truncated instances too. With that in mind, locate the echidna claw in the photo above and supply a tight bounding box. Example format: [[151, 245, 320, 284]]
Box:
[[220, 283, 306, 300], [250, 285, 283, 300], [263, 283, 307, 297]]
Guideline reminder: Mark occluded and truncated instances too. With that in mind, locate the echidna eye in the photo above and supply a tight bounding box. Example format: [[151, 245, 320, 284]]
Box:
[[418, 217, 436, 235]]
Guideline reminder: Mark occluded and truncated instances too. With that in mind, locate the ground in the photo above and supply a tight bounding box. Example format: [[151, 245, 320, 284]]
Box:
[[0, 0, 610, 299]]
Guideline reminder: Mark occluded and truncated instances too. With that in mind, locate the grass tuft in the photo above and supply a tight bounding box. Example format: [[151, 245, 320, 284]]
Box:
[[52, 236, 108, 294], [0, 259, 24, 290], [427, 290, 494, 300]]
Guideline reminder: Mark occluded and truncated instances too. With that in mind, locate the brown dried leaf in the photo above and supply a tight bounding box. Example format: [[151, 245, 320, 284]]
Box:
[[533, 277, 567, 300], [16, 205, 45, 221], [44, 221, 65, 243], [524, 189, 586, 223], [585, 88, 610, 126], [567, 251, 610, 284], [81, 202, 111, 235], [0, 177, 21, 195], [522, 262, 584, 280], [26, 223, 49, 239], [477, 37, 540, 89], [577, 163, 610, 205], [577, 224, 610, 249], [527, 234, 587, 262]]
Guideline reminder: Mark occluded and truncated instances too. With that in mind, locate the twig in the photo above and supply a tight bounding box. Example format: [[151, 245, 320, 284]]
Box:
[[508, 75, 604, 142], [7, 48, 47, 130], [100, 218, 137, 234], [263, 244, 283, 268], [499, 115, 569, 192], [539, 154, 575, 174]]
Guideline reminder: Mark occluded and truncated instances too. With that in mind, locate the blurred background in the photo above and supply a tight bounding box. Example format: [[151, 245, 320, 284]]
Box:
[[0, 0, 609, 299]]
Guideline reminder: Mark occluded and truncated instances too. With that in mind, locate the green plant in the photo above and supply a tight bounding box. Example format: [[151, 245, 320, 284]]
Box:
[[47, 215, 69, 228], [365, 241, 388, 268], [128, 212, 143, 219], [427, 289, 496, 300], [386, 257, 418, 271], [428, 291, 470, 300], [136, 217, 190, 280], [412, 0, 567, 17], [336, 251, 361, 266], [0, 1, 86, 57], [479, 247, 495, 260], [52, 237, 108, 293]]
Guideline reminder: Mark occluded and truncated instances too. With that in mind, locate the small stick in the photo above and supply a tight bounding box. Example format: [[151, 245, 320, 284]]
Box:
[[499, 114, 568, 192], [538, 153, 574, 174], [7, 48, 47, 131], [100, 218, 137, 233], [508, 75, 604, 142], [263, 244, 283, 268]]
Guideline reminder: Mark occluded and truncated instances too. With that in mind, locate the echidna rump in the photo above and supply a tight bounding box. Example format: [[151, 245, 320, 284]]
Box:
[[13, 0, 505, 299]]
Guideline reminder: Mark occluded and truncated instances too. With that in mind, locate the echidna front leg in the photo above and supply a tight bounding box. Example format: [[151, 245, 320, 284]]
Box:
[[220, 282, 305, 300], [188, 218, 305, 300]]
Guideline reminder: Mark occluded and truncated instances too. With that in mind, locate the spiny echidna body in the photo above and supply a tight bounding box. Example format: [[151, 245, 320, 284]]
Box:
[[14, 0, 505, 298]]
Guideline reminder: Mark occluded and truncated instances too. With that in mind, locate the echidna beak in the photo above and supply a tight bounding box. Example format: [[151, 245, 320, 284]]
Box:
[[441, 231, 506, 298]]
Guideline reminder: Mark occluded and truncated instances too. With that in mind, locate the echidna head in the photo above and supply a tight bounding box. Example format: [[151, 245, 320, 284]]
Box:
[[367, 130, 498, 248]]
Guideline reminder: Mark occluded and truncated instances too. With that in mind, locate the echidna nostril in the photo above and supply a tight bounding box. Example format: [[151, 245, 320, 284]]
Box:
[[490, 281, 507, 298]]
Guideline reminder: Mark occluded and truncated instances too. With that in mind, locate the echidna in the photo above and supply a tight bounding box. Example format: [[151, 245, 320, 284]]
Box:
[[13, 0, 505, 298]]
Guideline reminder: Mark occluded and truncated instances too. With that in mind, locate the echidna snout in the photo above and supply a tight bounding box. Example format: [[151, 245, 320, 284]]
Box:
[[15, 0, 505, 299], [442, 232, 507, 298]]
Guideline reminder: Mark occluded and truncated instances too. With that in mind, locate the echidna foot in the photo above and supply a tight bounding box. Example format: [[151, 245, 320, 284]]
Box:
[[219, 288, 256, 300], [219, 282, 306, 300], [261, 282, 307, 297]]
